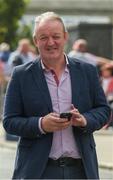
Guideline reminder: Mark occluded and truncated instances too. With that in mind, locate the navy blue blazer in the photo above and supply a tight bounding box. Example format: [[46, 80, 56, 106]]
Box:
[[3, 57, 110, 179]]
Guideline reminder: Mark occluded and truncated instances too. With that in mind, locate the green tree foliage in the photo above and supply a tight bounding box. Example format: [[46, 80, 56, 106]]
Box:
[[17, 23, 33, 45], [0, 0, 29, 49]]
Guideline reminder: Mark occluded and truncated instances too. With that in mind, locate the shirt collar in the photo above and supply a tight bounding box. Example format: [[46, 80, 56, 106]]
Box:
[[41, 54, 69, 72]]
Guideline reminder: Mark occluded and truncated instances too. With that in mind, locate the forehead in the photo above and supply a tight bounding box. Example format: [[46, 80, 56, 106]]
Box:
[[37, 19, 64, 34]]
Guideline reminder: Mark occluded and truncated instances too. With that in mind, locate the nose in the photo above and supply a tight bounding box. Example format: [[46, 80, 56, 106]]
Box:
[[47, 37, 54, 45]]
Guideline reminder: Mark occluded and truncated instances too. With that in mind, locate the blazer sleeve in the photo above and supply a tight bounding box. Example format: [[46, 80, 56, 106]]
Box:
[[3, 68, 43, 138], [81, 64, 111, 133]]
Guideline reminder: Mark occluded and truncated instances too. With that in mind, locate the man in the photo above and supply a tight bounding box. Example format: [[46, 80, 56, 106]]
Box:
[[68, 39, 110, 67], [8, 38, 35, 69], [3, 12, 110, 179]]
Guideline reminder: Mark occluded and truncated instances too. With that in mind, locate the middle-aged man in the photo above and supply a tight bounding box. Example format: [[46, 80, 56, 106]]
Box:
[[3, 12, 111, 179]]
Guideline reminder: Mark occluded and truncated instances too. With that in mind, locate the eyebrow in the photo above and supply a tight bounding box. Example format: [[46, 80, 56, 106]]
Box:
[[38, 32, 62, 37]]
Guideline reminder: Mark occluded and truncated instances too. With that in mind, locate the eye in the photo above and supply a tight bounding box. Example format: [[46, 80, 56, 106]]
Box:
[[53, 36, 61, 39], [39, 36, 48, 41]]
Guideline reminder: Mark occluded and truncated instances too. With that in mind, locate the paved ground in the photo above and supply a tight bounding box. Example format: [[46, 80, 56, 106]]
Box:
[[0, 147, 16, 179], [94, 129, 113, 170]]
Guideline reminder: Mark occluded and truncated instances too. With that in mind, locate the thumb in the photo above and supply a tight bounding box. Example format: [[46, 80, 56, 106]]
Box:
[[71, 104, 75, 110]]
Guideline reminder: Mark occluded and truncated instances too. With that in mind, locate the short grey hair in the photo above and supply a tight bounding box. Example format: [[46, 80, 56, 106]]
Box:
[[33, 12, 67, 38]]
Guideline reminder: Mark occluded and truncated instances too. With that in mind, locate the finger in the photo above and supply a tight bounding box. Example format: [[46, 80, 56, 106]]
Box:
[[58, 121, 71, 129], [57, 118, 69, 123], [51, 112, 59, 117], [71, 104, 75, 110], [70, 107, 79, 113], [71, 104, 79, 112]]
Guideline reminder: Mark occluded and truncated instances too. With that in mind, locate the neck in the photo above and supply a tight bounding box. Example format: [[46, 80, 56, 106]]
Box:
[[42, 55, 66, 78]]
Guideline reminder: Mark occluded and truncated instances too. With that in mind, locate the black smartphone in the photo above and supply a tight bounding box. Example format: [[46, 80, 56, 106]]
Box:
[[60, 112, 72, 121]]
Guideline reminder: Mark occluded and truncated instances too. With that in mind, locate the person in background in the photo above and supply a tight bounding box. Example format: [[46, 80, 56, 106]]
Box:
[[0, 61, 6, 86], [68, 39, 110, 67], [0, 42, 10, 63], [0, 42, 11, 85], [101, 66, 113, 96], [102, 60, 113, 70], [3, 12, 111, 179], [0, 60, 7, 120], [8, 38, 35, 68], [100, 65, 113, 128]]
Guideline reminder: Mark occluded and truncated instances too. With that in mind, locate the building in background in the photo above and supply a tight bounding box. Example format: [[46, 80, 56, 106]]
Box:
[[23, 0, 113, 58]]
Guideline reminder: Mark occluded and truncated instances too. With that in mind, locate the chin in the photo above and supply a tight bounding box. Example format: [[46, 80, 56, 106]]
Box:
[[47, 53, 59, 59]]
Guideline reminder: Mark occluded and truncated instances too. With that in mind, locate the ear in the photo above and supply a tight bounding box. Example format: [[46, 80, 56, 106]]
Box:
[[33, 36, 37, 46], [64, 31, 69, 42]]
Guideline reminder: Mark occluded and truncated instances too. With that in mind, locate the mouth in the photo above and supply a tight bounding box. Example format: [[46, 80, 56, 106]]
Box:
[[46, 47, 58, 51]]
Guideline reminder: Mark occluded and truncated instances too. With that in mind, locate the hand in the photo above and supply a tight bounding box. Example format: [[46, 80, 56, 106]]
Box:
[[70, 105, 87, 127], [41, 112, 71, 133]]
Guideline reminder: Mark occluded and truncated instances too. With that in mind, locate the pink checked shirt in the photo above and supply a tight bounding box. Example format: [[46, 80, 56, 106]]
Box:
[[41, 56, 81, 160]]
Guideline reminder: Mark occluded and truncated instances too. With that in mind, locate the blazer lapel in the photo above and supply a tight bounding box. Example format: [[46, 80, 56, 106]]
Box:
[[29, 59, 53, 112], [68, 58, 83, 108]]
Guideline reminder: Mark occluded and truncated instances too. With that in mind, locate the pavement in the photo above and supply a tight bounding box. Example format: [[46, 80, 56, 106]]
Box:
[[0, 121, 113, 170], [0, 122, 17, 150], [94, 129, 113, 170]]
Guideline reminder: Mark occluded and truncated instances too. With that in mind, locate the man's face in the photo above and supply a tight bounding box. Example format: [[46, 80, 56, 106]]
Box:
[[34, 19, 68, 61]]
